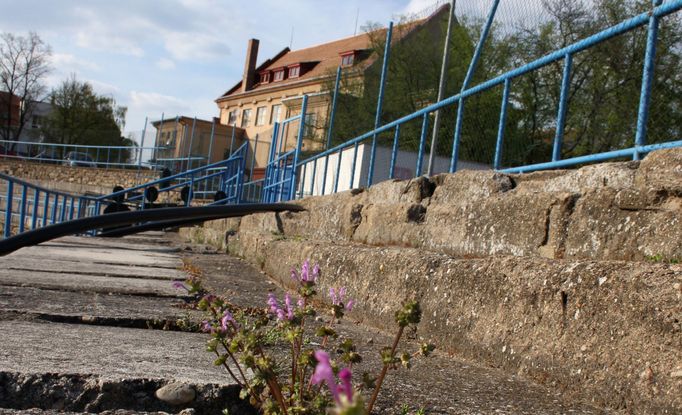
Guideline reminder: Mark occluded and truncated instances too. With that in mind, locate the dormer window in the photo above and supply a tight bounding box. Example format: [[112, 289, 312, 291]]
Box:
[[288, 64, 300, 78], [260, 71, 271, 84], [273, 68, 285, 82], [340, 51, 355, 67]]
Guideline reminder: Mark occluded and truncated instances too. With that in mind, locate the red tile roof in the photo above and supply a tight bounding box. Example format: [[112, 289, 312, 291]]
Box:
[[217, 5, 448, 101]]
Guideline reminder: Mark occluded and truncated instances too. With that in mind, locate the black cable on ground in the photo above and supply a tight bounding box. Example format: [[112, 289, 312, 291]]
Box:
[[0, 203, 304, 256]]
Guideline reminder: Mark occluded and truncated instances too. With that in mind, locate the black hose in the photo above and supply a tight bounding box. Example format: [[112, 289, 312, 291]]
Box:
[[0, 203, 304, 256], [96, 214, 239, 238]]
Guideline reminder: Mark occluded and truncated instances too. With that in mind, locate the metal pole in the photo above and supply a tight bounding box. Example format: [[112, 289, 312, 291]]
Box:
[[634, 0, 664, 160], [289, 95, 309, 200], [207, 118, 216, 165], [367, 21, 394, 187], [494, 78, 511, 170], [450, 0, 500, 173], [326, 66, 342, 149], [155, 113, 165, 163], [552, 54, 573, 162], [250, 134, 259, 181], [416, 113, 430, 176], [389, 125, 401, 179], [428, 0, 456, 176], [229, 124, 236, 156], [4, 180, 14, 238], [138, 116, 148, 169], [186, 117, 197, 171]]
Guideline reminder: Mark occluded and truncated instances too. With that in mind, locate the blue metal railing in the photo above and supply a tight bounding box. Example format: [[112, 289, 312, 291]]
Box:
[[289, 0, 682, 200], [98, 142, 248, 208], [0, 173, 101, 238]]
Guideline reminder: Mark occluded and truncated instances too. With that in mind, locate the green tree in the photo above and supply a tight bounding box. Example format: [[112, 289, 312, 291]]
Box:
[[41, 75, 133, 162]]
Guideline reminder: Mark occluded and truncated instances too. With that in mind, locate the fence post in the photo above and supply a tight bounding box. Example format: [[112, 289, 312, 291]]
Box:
[[138, 116, 148, 170], [367, 21, 393, 187], [31, 189, 40, 230], [207, 117, 216, 166], [250, 134, 259, 181], [494, 78, 511, 170], [289, 95, 309, 200], [18, 184, 27, 233], [389, 125, 401, 179], [634, 0, 664, 160], [326, 66, 342, 150], [416, 113, 430, 176], [186, 116, 197, 171], [450, 0, 500, 173], [553, 54, 573, 162], [4, 180, 14, 238]]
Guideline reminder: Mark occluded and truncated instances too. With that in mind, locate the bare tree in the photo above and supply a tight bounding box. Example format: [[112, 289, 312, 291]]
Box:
[[0, 32, 52, 147]]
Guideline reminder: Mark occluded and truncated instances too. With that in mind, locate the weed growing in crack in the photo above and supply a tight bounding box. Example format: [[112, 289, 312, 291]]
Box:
[[174, 259, 434, 415]]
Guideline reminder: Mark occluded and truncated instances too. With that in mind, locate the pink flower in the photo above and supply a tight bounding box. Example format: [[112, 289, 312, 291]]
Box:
[[329, 287, 354, 311], [172, 281, 189, 292], [311, 350, 339, 404], [267, 292, 301, 322], [311, 350, 355, 405], [291, 259, 320, 284], [220, 310, 235, 332]]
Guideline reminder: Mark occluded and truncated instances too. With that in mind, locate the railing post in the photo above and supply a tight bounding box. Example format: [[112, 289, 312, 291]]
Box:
[[207, 117, 216, 166], [634, 0, 664, 160], [250, 134, 259, 182], [326, 66, 342, 150], [230, 124, 236, 156], [334, 150, 343, 193], [389, 125, 401, 179], [289, 95, 309, 200], [416, 113, 430, 177], [31, 189, 40, 230], [51, 195, 59, 225], [349, 143, 359, 189], [450, 0, 500, 173], [367, 21, 393, 187], [18, 184, 27, 233], [186, 116, 197, 171], [138, 116, 148, 170], [42, 193, 50, 227], [494, 78, 512, 170], [4, 180, 14, 238], [553, 54, 573, 162], [321, 155, 330, 196]]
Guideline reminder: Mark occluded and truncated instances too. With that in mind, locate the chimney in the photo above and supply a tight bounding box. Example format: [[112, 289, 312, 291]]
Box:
[[242, 39, 260, 93]]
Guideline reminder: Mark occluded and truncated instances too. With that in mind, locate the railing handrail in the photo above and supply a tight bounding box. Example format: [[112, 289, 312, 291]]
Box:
[[296, 0, 682, 169], [0, 172, 101, 202], [97, 142, 249, 201]]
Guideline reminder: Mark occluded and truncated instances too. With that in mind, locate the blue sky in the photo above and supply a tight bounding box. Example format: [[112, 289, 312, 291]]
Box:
[[0, 0, 448, 138]]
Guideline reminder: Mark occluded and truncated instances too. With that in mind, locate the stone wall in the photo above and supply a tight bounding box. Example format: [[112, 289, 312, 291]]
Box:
[[0, 159, 157, 195], [180, 148, 682, 413]]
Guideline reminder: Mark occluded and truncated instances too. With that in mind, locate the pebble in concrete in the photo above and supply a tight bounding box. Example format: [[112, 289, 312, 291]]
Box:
[[155, 382, 196, 405]]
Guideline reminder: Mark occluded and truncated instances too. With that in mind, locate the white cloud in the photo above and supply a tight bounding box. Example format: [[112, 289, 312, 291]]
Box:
[[129, 91, 191, 115], [156, 58, 176, 70], [51, 53, 101, 72], [163, 32, 231, 62]]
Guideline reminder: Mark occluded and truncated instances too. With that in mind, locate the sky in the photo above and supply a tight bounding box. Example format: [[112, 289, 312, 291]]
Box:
[[0, 0, 458, 140]]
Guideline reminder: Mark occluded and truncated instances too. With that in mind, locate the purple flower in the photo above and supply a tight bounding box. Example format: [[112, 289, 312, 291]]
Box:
[[311, 350, 355, 405], [291, 259, 320, 284], [200, 320, 212, 333], [338, 368, 353, 402], [172, 281, 189, 292], [267, 292, 300, 322], [329, 287, 354, 311], [220, 310, 235, 332], [311, 350, 339, 404]]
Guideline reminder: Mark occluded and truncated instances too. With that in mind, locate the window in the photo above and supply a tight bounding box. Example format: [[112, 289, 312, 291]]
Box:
[[341, 53, 354, 67], [288, 65, 300, 78], [241, 109, 252, 128], [228, 109, 238, 125], [31, 115, 41, 129], [270, 104, 282, 124], [273, 69, 285, 82], [260, 72, 270, 84], [256, 106, 267, 126]]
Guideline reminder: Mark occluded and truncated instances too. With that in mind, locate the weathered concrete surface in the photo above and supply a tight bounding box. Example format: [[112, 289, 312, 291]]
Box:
[[180, 148, 682, 414], [242, 149, 682, 261], [181, 248, 605, 415], [0, 233, 250, 414]]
